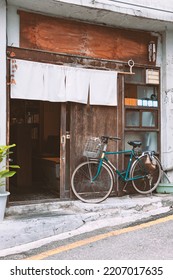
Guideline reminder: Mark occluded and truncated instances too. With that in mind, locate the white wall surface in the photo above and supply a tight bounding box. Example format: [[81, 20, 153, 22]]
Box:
[[7, 5, 19, 47], [161, 30, 173, 176], [0, 0, 6, 145], [7, 0, 173, 32]]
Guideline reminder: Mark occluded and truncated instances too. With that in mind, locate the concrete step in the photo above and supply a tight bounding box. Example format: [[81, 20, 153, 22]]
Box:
[[6, 194, 173, 218]]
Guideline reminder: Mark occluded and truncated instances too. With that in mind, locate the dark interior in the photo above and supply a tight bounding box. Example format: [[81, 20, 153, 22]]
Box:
[[9, 99, 61, 202]]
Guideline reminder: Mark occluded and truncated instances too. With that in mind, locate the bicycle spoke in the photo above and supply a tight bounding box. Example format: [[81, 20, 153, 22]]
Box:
[[71, 160, 113, 203], [130, 154, 161, 194]]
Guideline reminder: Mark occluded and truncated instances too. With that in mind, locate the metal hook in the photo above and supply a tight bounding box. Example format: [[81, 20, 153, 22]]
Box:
[[128, 59, 134, 73]]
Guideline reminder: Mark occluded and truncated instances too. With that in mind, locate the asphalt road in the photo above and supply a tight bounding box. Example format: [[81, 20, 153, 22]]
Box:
[[3, 212, 173, 260]]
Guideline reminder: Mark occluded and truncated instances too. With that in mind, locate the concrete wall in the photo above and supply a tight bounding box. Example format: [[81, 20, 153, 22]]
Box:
[[6, 0, 173, 32], [7, 5, 19, 47], [0, 0, 7, 192], [161, 30, 173, 175], [0, 0, 6, 145], [97, 0, 173, 19], [9, 0, 173, 21]]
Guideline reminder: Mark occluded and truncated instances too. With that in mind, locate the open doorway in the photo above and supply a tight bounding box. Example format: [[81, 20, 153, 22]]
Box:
[[9, 99, 61, 203]]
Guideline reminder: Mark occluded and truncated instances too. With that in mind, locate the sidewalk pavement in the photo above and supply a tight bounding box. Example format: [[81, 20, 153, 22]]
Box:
[[0, 193, 173, 258]]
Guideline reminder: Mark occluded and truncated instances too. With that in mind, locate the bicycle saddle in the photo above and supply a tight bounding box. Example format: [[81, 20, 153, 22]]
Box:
[[128, 141, 142, 148], [101, 136, 121, 143]]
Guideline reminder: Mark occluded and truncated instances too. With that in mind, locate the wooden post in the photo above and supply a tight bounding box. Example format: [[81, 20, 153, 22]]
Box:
[[60, 103, 70, 199]]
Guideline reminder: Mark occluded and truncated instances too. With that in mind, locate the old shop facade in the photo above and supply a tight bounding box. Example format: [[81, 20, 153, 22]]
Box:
[[1, 1, 173, 204]]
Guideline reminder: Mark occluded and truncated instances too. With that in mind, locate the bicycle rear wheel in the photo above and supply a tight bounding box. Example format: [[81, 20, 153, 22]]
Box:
[[71, 160, 113, 203], [130, 154, 162, 194]]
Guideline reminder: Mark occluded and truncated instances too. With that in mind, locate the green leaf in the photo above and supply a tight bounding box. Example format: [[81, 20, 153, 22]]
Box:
[[0, 170, 16, 178]]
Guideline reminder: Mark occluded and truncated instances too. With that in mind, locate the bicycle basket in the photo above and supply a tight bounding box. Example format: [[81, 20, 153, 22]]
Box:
[[83, 137, 103, 158]]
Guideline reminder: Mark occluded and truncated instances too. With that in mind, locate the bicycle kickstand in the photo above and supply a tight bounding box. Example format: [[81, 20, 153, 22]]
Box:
[[123, 182, 128, 193]]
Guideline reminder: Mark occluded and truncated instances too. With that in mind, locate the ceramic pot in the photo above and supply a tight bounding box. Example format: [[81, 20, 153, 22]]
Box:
[[0, 191, 10, 222]]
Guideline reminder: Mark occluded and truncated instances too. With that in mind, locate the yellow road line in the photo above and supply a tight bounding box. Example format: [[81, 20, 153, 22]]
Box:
[[25, 214, 173, 260]]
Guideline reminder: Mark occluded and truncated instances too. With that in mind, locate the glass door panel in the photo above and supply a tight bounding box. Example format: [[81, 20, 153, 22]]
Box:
[[142, 111, 156, 127], [126, 111, 140, 127]]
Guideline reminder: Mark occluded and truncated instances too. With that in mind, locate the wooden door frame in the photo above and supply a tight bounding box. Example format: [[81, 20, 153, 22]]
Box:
[[59, 103, 71, 199]]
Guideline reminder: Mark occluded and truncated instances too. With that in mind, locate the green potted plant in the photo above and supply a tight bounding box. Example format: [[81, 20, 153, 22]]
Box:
[[0, 144, 19, 221]]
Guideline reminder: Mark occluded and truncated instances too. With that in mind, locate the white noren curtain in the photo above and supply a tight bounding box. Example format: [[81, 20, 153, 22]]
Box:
[[11, 59, 118, 106]]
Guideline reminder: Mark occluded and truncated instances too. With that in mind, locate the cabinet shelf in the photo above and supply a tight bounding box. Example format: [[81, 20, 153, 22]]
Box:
[[125, 105, 159, 110]]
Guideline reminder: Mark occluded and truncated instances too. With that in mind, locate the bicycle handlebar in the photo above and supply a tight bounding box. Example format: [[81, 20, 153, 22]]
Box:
[[101, 135, 121, 143]]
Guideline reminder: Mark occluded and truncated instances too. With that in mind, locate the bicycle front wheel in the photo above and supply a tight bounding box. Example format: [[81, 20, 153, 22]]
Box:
[[71, 160, 113, 203], [130, 154, 162, 194]]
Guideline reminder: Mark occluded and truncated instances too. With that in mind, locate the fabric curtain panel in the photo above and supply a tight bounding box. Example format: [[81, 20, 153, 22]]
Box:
[[11, 59, 44, 100], [65, 67, 90, 104], [10, 59, 66, 102], [11, 59, 118, 106], [42, 64, 66, 102], [89, 69, 117, 106]]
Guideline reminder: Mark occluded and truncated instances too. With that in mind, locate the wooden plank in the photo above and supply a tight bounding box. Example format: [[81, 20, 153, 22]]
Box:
[[69, 102, 120, 198], [70, 103, 119, 185], [84, 23, 116, 59], [7, 46, 124, 71], [18, 10, 158, 65]]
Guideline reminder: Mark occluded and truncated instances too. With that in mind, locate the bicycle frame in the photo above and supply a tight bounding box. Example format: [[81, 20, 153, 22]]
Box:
[[91, 148, 142, 183], [71, 137, 163, 203]]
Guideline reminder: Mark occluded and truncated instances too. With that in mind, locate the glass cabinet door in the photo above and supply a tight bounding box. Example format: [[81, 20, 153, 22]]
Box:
[[125, 131, 158, 152], [125, 109, 157, 128], [126, 111, 139, 127], [142, 111, 156, 127]]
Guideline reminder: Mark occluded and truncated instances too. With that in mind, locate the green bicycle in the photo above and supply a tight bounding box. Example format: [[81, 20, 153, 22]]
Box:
[[71, 136, 162, 203]]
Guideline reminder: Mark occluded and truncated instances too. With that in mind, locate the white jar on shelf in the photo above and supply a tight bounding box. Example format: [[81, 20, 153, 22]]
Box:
[[27, 112, 32, 123]]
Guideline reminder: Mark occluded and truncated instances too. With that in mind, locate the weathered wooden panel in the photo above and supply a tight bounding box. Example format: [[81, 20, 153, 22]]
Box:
[[19, 11, 157, 65], [7, 46, 123, 71], [85, 24, 116, 59], [70, 103, 120, 196]]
